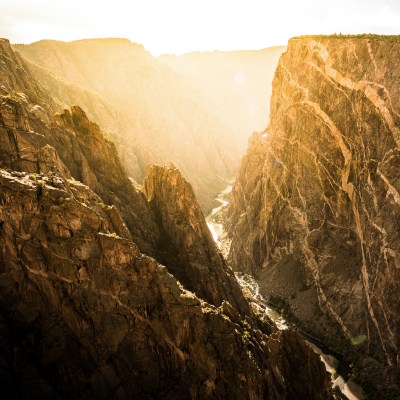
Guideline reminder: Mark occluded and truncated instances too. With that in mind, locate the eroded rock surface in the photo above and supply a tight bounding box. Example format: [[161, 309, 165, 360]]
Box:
[[144, 164, 249, 315], [227, 35, 400, 398], [0, 37, 333, 399], [14, 38, 242, 212], [0, 90, 158, 254], [0, 169, 333, 399]]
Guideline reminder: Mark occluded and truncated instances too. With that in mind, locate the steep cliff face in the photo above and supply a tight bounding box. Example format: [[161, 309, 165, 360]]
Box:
[[227, 35, 400, 397], [0, 39, 158, 254], [0, 169, 333, 400], [144, 164, 250, 315], [0, 38, 333, 399], [14, 39, 240, 211]]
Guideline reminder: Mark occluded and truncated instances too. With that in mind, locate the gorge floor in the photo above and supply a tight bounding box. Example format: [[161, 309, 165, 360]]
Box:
[[206, 184, 365, 400]]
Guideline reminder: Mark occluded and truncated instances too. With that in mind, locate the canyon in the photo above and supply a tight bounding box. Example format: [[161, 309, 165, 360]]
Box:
[[14, 39, 284, 212], [0, 37, 332, 399], [1, 32, 400, 399]]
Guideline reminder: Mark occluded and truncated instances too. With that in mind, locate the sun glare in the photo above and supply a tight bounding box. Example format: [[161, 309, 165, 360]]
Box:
[[234, 73, 245, 85], [0, 0, 399, 54]]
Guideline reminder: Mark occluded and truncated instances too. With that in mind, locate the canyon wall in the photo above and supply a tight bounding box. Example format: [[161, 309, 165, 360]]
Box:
[[0, 38, 332, 399], [15, 39, 284, 212], [227, 35, 400, 398], [143, 164, 250, 315]]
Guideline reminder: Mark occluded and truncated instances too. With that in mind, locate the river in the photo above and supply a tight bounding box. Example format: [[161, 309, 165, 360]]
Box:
[[206, 183, 233, 258], [206, 184, 365, 400]]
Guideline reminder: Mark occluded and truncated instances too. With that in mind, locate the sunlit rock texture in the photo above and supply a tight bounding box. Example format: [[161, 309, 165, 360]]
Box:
[[0, 38, 332, 399], [144, 164, 250, 315], [227, 35, 400, 398], [15, 39, 284, 212]]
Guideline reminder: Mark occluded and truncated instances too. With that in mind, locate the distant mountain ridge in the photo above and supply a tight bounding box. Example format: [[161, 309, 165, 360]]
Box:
[[0, 37, 332, 399], [15, 38, 284, 211]]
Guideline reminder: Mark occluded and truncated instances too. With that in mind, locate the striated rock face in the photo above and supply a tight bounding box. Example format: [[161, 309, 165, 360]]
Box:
[[14, 38, 240, 212], [50, 105, 159, 254], [144, 164, 249, 315], [227, 35, 400, 397], [0, 37, 333, 399], [0, 98, 158, 254]]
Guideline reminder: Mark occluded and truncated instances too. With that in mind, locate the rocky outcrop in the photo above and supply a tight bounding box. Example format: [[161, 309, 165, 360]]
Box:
[[0, 96, 158, 254], [0, 94, 71, 179], [50, 105, 159, 254], [227, 35, 400, 398], [0, 38, 158, 254], [14, 39, 240, 212], [0, 38, 334, 399], [144, 164, 249, 315], [0, 169, 333, 400]]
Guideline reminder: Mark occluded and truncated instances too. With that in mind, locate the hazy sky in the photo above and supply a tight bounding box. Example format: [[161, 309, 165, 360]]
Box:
[[1, 0, 399, 55]]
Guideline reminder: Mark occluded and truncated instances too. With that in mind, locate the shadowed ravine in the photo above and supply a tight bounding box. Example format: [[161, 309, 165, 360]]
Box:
[[206, 185, 365, 400]]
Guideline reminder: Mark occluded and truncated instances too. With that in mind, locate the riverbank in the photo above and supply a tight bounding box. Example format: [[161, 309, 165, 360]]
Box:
[[206, 184, 365, 400], [206, 183, 233, 258], [237, 273, 365, 400]]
